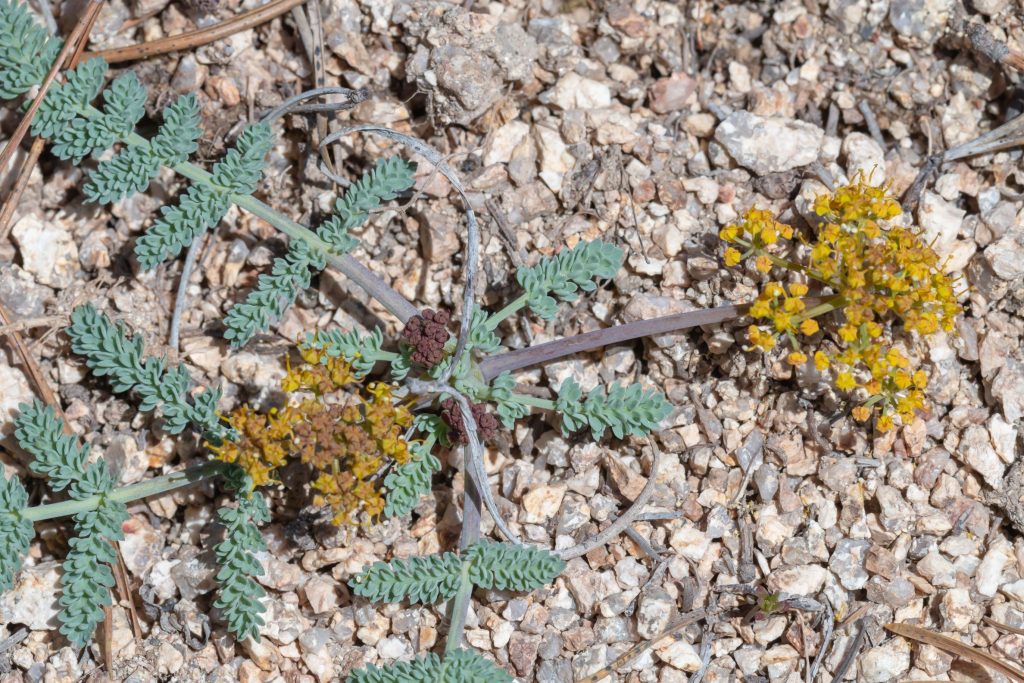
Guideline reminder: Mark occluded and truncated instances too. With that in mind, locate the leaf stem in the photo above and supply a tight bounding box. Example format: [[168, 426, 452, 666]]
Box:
[[482, 294, 528, 332], [444, 559, 474, 657], [507, 392, 554, 410], [21, 461, 224, 522]]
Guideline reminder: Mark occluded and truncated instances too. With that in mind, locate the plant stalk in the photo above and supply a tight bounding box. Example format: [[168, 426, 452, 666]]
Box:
[[21, 461, 224, 522], [444, 557, 475, 657], [483, 293, 528, 332], [478, 302, 750, 381]]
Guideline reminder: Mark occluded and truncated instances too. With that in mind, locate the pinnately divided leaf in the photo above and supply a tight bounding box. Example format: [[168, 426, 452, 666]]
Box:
[[489, 372, 531, 430], [84, 92, 202, 204], [303, 327, 386, 379], [15, 400, 89, 491], [347, 650, 513, 683], [0, 0, 61, 100], [0, 471, 33, 592], [32, 57, 106, 139], [556, 378, 673, 440], [350, 540, 565, 604], [382, 441, 441, 518], [14, 400, 129, 647], [516, 239, 623, 320], [51, 71, 147, 164], [350, 551, 463, 604], [135, 122, 273, 270], [464, 540, 565, 592], [222, 157, 415, 348], [213, 467, 269, 641], [66, 303, 230, 441]]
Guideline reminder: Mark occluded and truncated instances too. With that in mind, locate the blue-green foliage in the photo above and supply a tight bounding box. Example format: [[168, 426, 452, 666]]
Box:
[[13, 401, 129, 648], [213, 467, 269, 641], [135, 122, 272, 269], [347, 650, 513, 683], [0, 0, 61, 100], [488, 373, 530, 429], [32, 58, 105, 139], [0, 472, 32, 592], [66, 303, 230, 441], [382, 441, 441, 518], [350, 540, 565, 605], [52, 71, 147, 164], [556, 378, 672, 440], [304, 327, 386, 379], [222, 156, 416, 348], [85, 92, 202, 204], [517, 239, 623, 319]]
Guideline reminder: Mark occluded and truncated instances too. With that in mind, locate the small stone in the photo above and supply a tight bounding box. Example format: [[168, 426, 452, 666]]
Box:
[[484, 121, 530, 166], [957, 424, 1005, 488], [916, 549, 956, 588], [0, 362, 35, 436], [714, 111, 824, 175], [11, 214, 79, 288], [607, 455, 647, 500], [976, 540, 1013, 597], [669, 525, 711, 563], [303, 576, 338, 614], [829, 539, 872, 590], [858, 636, 911, 682], [119, 515, 162, 577], [842, 132, 885, 180], [0, 264, 51, 318], [657, 639, 702, 671], [547, 72, 612, 110], [648, 73, 696, 114], [766, 565, 827, 596], [155, 642, 185, 676], [521, 483, 567, 524], [0, 562, 60, 630], [985, 236, 1024, 281], [917, 192, 964, 256], [889, 0, 954, 44], [509, 632, 542, 677], [104, 434, 148, 484], [636, 588, 674, 638], [939, 588, 976, 631]]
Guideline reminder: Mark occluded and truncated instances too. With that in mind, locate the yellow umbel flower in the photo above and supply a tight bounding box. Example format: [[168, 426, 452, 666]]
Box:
[[719, 177, 962, 432]]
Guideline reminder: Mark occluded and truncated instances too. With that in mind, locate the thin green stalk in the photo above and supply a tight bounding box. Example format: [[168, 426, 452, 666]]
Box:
[[444, 559, 474, 656], [792, 295, 846, 324], [21, 461, 224, 522], [482, 293, 528, 332], [507, 392, 554, 410]]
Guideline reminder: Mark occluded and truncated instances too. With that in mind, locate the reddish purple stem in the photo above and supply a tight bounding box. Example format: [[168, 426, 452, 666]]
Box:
[[478, 302, 751, 381]]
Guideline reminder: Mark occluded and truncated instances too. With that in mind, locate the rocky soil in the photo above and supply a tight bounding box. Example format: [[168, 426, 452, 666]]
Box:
[[1, 0, 1024, 681]]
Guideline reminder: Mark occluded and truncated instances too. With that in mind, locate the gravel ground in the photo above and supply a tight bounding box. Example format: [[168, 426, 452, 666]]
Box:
[[1, 0, 1024, 681]]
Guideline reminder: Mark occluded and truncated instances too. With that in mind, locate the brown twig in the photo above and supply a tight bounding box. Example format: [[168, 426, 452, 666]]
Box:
[[0, 0, 103, 187], [967, 22, 1024, 72], [82, 0, 308, 64], [886, 622, 1024, 682]]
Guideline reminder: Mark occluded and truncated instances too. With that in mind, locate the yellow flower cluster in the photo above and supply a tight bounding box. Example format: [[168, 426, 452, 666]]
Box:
[[211, 345, 415, 524], [721, 177, 962, 431]]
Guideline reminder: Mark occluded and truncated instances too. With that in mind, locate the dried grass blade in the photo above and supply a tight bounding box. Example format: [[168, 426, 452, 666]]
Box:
[[885, 622, 1024, 683]]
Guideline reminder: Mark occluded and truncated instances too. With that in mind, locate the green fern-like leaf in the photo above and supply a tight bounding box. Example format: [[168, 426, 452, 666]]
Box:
[[32, 57, 106, 139], [350, 552, 463, 604], [556, 378, 672, 440], [467, 305, 501, 355], [135, 122, 272, 269], [222, 157, 415, 348], [382, 441, 441, 518], [84, 93, 202, 204], [0, 471, 33, 592], [14, 400, 89, 491], [14, 400, 129, 647], [304, 327, 386, 379], [51, 71, 146, 164], [0, 0, 61, 100], [516, 239, 623, 320], [464, 540, 565, 592], [213, 466, 268, 641], [347, 650, 513, 683], [66, 303, 229, 441], [221, 239, 326, 347], [488, 373, 530, 430]]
